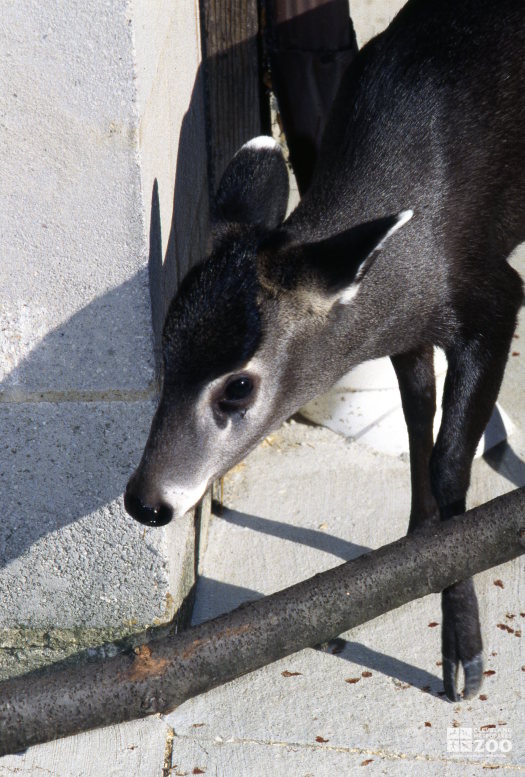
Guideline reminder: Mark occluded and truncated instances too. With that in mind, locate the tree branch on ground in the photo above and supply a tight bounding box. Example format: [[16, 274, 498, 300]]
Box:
[[1, 487, 524, 756]]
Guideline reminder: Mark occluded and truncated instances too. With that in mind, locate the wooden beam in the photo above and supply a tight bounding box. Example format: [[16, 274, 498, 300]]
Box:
[[200, 0, 267, 196]]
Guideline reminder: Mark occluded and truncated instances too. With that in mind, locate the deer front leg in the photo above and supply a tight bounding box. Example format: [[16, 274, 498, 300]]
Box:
[[391, 346, 439, 533], [430, 281, 520, 700]]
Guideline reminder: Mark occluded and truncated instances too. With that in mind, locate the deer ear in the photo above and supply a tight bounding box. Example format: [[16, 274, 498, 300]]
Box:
[[300, 210, 413, 303], [212, 137, 290, 230], [260, 211, 414, 302]]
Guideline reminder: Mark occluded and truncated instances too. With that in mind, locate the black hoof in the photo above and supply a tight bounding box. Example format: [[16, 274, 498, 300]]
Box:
[[461, 652, 484, 699], [442, 656, 460, 702], [441, 579, 483, 701], [442, 651, 483, 701]]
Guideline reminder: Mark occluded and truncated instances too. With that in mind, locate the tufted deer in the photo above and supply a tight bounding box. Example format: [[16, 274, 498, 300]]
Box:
[[125, 0, 525, 701]]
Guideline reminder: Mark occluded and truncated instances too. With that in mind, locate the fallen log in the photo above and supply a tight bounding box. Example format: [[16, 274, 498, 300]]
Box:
[[1, 487, 524, 756]]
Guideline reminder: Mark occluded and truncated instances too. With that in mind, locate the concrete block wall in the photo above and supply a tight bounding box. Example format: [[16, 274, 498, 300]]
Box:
[[0, 0, 207, 678]]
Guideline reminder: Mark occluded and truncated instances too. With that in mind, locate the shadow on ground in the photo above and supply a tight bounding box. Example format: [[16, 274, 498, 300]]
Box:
[[318, 638, 445, 699], [483, 439, 525, 488], [213, 503, 371, 560]]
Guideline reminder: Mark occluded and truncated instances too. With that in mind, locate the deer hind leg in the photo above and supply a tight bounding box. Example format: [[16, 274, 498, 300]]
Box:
[[430, 264, 522, 700]]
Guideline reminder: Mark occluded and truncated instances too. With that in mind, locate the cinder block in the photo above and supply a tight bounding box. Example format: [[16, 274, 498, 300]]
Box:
[[0, 0, 155, 394], [0, 399, 195, 630]]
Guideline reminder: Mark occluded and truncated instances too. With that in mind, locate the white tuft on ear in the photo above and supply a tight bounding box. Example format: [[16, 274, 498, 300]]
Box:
[[214, 134, 288, 229], [242, 136, 281, 153], [338, 209, 414, 306], [375, 209, 414, 251]]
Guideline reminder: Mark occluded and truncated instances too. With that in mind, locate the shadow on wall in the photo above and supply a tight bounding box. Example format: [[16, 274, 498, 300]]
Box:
[[148, 66, 210, 366], [0, 389, 152, 568], [0, 272, 153, 396]]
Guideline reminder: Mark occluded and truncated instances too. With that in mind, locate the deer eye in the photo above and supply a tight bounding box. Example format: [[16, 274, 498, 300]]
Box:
[[216, 374, 256, 415], [224, 376, 253, 401]]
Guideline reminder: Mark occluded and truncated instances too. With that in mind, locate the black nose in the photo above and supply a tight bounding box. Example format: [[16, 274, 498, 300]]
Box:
[[124, 490, 173, 527]]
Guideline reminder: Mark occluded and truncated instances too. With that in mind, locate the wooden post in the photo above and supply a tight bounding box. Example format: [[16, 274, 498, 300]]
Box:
[[200, 0, 268, 197]]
